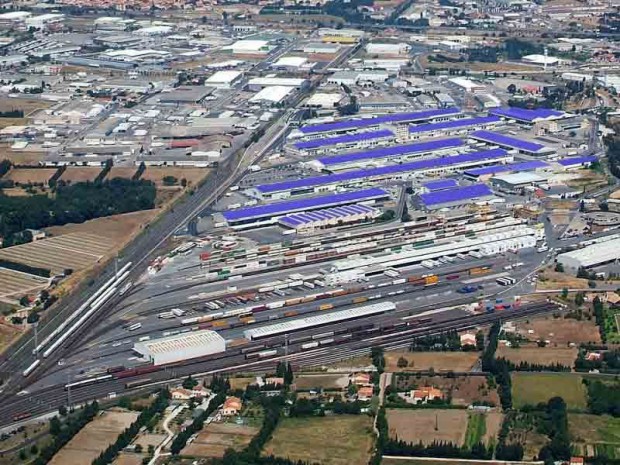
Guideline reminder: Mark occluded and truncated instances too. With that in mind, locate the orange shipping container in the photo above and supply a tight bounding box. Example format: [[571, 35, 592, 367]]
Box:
[[425, 275, 439, 285]]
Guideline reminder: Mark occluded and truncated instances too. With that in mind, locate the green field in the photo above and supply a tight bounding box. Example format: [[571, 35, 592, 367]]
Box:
[[263, 415, 374, 465], [569, 414, 620, 459], [464, 414, 486, 448], [512, 373, 587, 409]]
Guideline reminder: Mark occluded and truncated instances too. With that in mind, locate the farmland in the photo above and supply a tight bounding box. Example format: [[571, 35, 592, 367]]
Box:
[[139, 167, 209, 187], [0, 320, 23, 355], [182, 422, 259, 458], [5, 168, 57, 185], [382, 459, 537, 465], [264, 415, 374, 465], [463, 413, 486, 448], [48, 409, 138, 465], [59, 167, 102, 183], [294, 373, 350, 391], [496, 345, 578, 368], [0, 267, 48, 300], [385, 352, 480, 372], [569, 413, 620, 459], [511, 373, 587, 409], [386, 409, 469, 446], [393, 375, 499, 407], [509, 315, 601, 345]]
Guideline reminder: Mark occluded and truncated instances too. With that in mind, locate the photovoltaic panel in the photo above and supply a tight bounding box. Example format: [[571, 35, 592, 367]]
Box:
[[299, 108, 461, 134], [223, 188, 388, 222], [464, 160, 549, 177], [316, 138, 464, 167], [294, 129, 394, 150], [256, 148, 509, 194], [279, 203, 376, 226], [422, 179, 458, 191], [420, 183, 494, 206], [490, 107, 563, 122], [557, 155, 598, 166], [470, 130, 546, 153], [409, 116, 500, 134]]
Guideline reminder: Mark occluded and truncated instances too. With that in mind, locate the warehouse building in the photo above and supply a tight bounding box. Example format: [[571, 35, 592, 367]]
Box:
[[490, 107, 565, 124], [279, 203, 379, 233], [305, 138, 465, 172], [292, 129, 395, 156], [205, 70, 243, 89], [556, 155, 597, 170], [419, 183, 495, 210], [291, 107, 461, 138], [556, 237, 620, 271], [420, 179, 458, 193], [469, 130, 555, 157], [250, 148, 512, 199], [223, 188, 389, 228], [249, 86, 294, 106], [247, 77, 308, 91], [409, 116, 501, 139], [491, 172, 548, 192], [464, 160, 549, 180], [133, 330, 226, 365]]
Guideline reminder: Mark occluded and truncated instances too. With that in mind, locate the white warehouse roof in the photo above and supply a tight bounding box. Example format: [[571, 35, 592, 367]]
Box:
[[522, 54, 559, 65], [248, 77, 306, 87], [133, 330, 226, 365], [557, 237, 620, 269], [250, 85, 293, 103], [206, 70, 242, 85], [274, 56, 308, 68], [231, 39, 269, 51]]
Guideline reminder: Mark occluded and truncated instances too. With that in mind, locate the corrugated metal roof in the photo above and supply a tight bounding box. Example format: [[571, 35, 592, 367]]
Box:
[[422, 179, 458, 191], [139, 330, 225, 355], [470, 130, 546, 153], [223, 188, 388, 222], [409, 116, 500, 134], [299, 108, 461, 134], [279, 203, 374, 226], [420, 183, 494, 206], [243, 301, 396, 339], [490, 107, 564, 122], [316, 138, 464, 167], [257, 148, 509, 194], [557, 155, 597, 166], [294, 129, 394, 150], [464, 160, 549, 176]]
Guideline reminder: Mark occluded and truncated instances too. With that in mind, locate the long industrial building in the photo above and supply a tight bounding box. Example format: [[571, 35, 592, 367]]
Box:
[[133, 330, 226, 365], [290, 107, 461, 137], [408, 116, 501, 139], [243, 301, 396, 340], [557, 237, 620, 271], [279, 203, 379, 232], [419, 183, 495, 209], [557, 155, 598, 169], [469, 130, 553, 156], [490, 107, 564, 124], [306, 138, 464, 172], [464, 160, 549, 180], [251, 148, 512, 199], [293, 128, 395, 155], [222, 188, 388, 227]]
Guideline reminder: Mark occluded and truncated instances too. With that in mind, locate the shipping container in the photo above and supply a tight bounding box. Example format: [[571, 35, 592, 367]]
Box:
[[319, 303, 334, 311]]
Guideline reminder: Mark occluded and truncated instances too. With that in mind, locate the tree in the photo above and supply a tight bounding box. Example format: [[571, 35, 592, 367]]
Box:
[[19, 296, 30, 307], [30, 444, 39, 455], [18, 449, 27, 461], [58, 405, 67, 416], [49, 416, 61, 436], [284, 362, 294, 386], [182, 375, 198, 390], [135, 444, 143, 453], [397, 356, 408, 368], [147, 444, 155, 455], [575, 292, 585, 306], [555, 262, 564, 273], [561, 288, 569, 299], [507, 83, 517, 94]]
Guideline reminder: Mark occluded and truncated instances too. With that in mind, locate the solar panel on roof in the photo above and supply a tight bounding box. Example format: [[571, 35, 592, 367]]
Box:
[[299, 108, 461, 134], [294, 129, 394, 150], [490, 107, 563, 122], [423, 179, 458, 191], [317, 138, 464, 167], [409, 116, 500, 134], [420, 183, 494, 206], [223, 188, 388, 222], [557, 155, 597, 166], [464, 160, 549, 177], [278, 202, 376, 227], [470, 130, 546, 153], [257, 148, 509, 194]]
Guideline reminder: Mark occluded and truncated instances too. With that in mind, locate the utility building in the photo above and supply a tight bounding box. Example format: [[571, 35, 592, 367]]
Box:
[[556, 237, 620, 271], [133, 330, 226, 365]]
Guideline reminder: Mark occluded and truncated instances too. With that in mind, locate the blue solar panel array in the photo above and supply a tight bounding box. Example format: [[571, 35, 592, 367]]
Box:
[[423, 179, 458, 191], [420, 183, 494, 206], [409, 116, 500, 135], [279, 204, 375, 227], [464, 160, 549, 177], [490, 107, 563, 122], [470, 130, 546, 153], [557, 155, 598, 166], [317, 138, 464, 167], [298, 108, 461, 134], [256, 148, 509, 194], [294, 129, 394, 150], [222, 188, 388, 222]]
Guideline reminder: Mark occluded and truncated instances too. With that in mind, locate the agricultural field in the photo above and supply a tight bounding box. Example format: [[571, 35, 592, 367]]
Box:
[[0, 232, 110, 275], [385, 352, 480, 372], [0, 419, 51, 465], [511, 373, 587, 409], [5, 168, 57, 185], [294, 373, 350, 391], [106, 166, 139, 180], [509, 315, 602, 345], [0, 97, 53, 115], [0, 267, 48, 300], [264, 415, 374, 465], [59, 168, 102, 183], [569, 413, 620, 459], [0, 317, 23, 352], [382, 459, 536, 465], [393, 375, 499, 407], [49, 409, 138, 465], [182, 422, 259, 458], [139, 167, 209, 187], [496, 345, 578, 368], [228, 377, 255, 391], [386, 409, 469, 446], [0, 117, 26, 129]]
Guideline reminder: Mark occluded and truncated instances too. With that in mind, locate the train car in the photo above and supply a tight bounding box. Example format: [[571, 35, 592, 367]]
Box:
[[125, 378, 152, 389], [352, 296, 368, 304], [424, 275, 439, 286], [301, 341, 319, 350], [319, 304, 334, 311], [12, 413, 31, 422], [65, 374, 112, 390], [106, 365, 126, 374]]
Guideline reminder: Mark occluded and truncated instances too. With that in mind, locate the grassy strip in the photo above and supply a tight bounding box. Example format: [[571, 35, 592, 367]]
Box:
[[463, 414, 486, 449]]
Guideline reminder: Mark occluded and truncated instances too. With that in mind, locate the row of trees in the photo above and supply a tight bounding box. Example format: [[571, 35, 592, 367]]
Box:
[[495, 357, 571, 373], [481, 322, 513, 410], [585, 379, 620, 417], [92, 389, 170, 465], [537, 397, 571, 464], [384, 438, 493, 460], [33, 401, 99, 465], [410, 330, 464, 352]]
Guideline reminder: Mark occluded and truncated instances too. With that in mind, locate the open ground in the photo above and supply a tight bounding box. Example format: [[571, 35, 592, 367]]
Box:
[[182, 422, 259, 458], [49, 409, 138, 465], [263, 415, 374, 465], [0, 267, 48, 300], [569, 413, 620, 459], [294, 373, 350, 391], [511, 373, 587, 409], [508, 315, 602, 345], [393, 375, 499, 407], [496, 345, 578, 368], [385, 352, 480, 372], [386, 409, 469, 446]]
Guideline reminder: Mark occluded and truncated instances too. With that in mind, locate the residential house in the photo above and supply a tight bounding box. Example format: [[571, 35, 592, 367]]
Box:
[[570, 458, 585, 465], [171, 386, 210, 401], [585, 352, 602, 362], [460, 333, 477, 347], [222, 396, 242, 416], [350, 372, 371, 386], [357, 385, 374, 401], [411, 386, 444, 404]]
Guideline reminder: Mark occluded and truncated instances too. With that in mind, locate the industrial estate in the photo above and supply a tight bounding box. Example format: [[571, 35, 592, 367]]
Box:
[[0, 3, 618, 465]]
